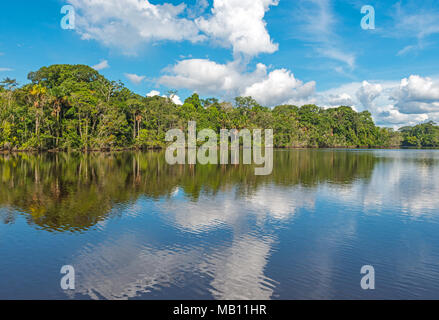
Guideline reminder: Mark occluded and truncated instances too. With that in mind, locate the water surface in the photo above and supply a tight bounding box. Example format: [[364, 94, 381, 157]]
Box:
[[1, 150, 439, 299]]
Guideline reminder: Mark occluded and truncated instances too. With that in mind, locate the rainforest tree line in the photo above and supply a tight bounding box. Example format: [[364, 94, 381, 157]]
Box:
[[0, 64, 436, 151]]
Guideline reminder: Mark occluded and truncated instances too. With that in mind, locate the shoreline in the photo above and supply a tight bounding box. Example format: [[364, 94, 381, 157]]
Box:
[[1, 145, 434, 154]]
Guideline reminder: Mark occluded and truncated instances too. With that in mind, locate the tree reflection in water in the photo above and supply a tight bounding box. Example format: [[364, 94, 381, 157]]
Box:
[[0, 150, 378, 232]]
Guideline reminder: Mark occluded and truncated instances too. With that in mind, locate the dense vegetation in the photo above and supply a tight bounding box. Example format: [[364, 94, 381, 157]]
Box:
[[399, 122, 439, 147], [0, 64, 436, 151]]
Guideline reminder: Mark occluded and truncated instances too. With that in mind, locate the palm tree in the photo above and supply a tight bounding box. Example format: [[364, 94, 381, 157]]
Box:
[[127, 98, 144, 140], [29, 84, 48, 141]]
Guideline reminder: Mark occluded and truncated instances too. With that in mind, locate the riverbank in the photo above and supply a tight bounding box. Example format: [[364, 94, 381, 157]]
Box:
[[0, 145, 428, 154]]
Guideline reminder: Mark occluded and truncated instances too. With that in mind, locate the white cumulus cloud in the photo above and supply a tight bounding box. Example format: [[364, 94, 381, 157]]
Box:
[[146, 90, 161, 97], [125, 73, 145, 85], [398, 75, 439, 101], [170, 95, 183, 105], [146, 90, 182, 105], [196, 0, 279, 57], [243, 69, 316, 106], [69, 0, 205, 54], [160, 59, 250, 96], [317, 75, 439, 128], [159, 58, 315, 106], [356, 81, 383, 109], [69, 0, 278, 57], [326, 93, 354, 107], [391, 75, 439, 114], [92, 60, 109, 71]]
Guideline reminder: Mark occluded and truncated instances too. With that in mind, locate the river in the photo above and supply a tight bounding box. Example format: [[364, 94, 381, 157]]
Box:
[[1, 149, 439, 299]]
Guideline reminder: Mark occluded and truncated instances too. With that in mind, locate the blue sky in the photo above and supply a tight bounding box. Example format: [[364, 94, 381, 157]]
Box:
[[1, 0, 439, 127]]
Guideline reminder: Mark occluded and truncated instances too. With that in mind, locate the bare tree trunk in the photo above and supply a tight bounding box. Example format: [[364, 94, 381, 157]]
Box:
[[56, 112, 59, 148], [35, 115, 40, 138], [79, 114, 83, 139], [85, 118, 89, 149], [133, 113, 136, 140]]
